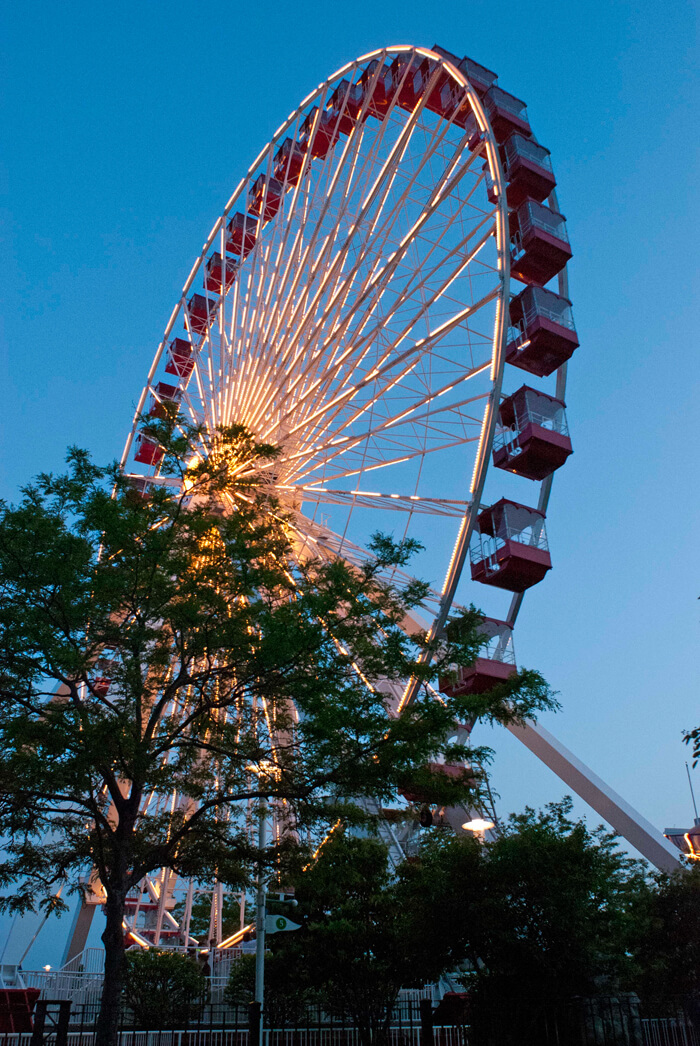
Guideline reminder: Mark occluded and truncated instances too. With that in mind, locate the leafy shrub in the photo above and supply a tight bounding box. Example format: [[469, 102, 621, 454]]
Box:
[[124, 949, 206, 1028]]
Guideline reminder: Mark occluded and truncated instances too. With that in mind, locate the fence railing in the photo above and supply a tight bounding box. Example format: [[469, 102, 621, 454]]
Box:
[[0, 996, 696, 1046], [642, 1017, 698, 1046]]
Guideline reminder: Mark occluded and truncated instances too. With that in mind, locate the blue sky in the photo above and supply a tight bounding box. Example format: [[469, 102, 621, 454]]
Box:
[[0, 0, 698, 963]]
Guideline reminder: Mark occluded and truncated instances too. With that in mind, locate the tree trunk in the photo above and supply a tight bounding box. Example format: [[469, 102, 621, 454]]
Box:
[[95, 891, 127, 1046]]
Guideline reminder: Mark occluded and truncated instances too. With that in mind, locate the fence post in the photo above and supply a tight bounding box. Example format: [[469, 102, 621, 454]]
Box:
[[30, 1000, 71, 1046], [248, 1002, 261, 1046], [419, 1000, 433, 1046]]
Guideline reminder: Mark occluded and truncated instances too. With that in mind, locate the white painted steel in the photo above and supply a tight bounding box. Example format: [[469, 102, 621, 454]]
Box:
[[509, 721, 681, 872]]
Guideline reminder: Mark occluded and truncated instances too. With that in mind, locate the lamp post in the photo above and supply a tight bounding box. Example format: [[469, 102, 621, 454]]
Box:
[[254, 798, 268, 1046]]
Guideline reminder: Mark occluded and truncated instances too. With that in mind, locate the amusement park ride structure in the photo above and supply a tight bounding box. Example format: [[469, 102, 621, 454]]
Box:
[[1, 42, 686, 988]]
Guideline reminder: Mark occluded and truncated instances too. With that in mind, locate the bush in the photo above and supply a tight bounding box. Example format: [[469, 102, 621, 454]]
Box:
[[124, 949, 207, 1028]]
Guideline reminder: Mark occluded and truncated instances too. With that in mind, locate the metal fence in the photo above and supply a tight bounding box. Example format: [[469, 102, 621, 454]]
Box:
[[0, 996, 696, 1046]]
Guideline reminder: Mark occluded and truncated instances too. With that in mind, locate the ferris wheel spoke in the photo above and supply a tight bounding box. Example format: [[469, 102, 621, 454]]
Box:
[[261, 155, 488, 431], [288, 434, 480, 486], [236, 138, 345, 419], [180, 302, 218, 431], [238, 106, 385, 413], [283, 384, 488, 484], [261, 197, 493, 440], [257, 55, 419, 354], [266, 215, 496, 441], [242, 125, 416, 422], [254, 219, 496, 449], [272, 286, 497, 455], [244, 94, 479, 431], [286, 486, 470, 517]]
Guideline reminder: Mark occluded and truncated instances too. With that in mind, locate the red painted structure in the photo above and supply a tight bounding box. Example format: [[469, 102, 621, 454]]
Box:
[[493, 386, 572, 481], [432, 46, 497, 97], [0, 989, 40, 1033], [301, 107, 340, 159], [273, 137, 307, 186], [225, 213, 257, 257], [165, 337, 194, 379], [440, 618, 517, 696], [134, 435, 164, 467], [510, 199, 572, 286], [186, 294, 215, 335], [204, 252, 236, 292], [471, 499, 551, 592], [248, 175, 283, 222], [327, 80, 365, 133], [389, 54, 422, 110], [359, 60, 393, 118], [399, 762, 475, 805], [148, 382, 181, 419], [482, 86, 531, 142], [506, 285, 579, 377], [497, 133, 556, 210]]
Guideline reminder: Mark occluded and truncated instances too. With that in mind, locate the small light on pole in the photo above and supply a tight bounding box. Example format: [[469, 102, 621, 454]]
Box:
[[43, 965, 51, 972], [462, 817, 495, 840]]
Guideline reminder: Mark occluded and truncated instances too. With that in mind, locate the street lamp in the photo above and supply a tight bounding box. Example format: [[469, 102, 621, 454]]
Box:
[[247, 760, 279, 1046], [462, 817, 495, 839]]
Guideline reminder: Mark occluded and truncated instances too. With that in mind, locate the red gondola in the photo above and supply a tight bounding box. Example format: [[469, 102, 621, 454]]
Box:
[[186, 293, 215, 334], [493, 385, 572, 481], [165, 337, 194, 379], [0, 989, 41, 1033], [327, 80, 365, 134], [506, 285, 579, 376], [248, 174, 283, 222], [470, 499, 551, 592], [431, 46, 497, 97], [399, 762, 475, 805], [225, 213, 257, 257], [134, 436, 164, 467], [301, 107, 340, 159], [388, 54, 422, 111], [440, 618, 517, 696], [204, 252, 237, 291], [482, 86, 531, 142], [359, 60, 393, 118], [273, 137, 307, 187], [510, 198, 572, 286], [494, 133, 556, 210], [148, 382, 181, 419]]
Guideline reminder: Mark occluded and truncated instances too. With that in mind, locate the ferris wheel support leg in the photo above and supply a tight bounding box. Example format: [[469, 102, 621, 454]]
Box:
[[508, 720, 681, 873], [61, 901, 97, 967]]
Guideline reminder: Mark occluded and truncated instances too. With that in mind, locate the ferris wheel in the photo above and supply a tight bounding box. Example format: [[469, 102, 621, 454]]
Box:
[[49, 43, 678, 971]]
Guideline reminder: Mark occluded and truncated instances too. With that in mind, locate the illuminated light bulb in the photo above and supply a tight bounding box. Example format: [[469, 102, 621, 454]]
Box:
[[462, 818, 495, 833]]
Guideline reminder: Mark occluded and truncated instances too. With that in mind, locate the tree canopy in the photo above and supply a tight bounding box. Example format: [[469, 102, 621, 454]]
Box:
[[227, 799, 653, 1046], [0, 417, 554, 1046]]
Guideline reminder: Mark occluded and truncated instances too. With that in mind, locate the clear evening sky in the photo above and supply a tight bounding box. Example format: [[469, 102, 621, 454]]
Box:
[[0, 0, 698, 960]]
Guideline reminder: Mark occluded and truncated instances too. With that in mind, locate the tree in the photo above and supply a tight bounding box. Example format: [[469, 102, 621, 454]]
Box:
[[0, 416, 554, 1046], [458, 800, 649, 1046], [124, 949, 206, 1028], [236, 834, 410, 1041], [631, 862, 700, 1014], [238, 831, 482, 1042]]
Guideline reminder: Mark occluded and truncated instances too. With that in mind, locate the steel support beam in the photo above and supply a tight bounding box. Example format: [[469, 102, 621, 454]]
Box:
[[508, 720, 681, 872]]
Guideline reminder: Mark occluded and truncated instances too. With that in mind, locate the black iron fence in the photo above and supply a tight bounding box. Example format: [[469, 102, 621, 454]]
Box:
[[0, 996, 696, 1046]]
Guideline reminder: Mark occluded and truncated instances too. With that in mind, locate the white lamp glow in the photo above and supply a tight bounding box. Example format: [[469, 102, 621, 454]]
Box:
[[462, 818, 495, 833]]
